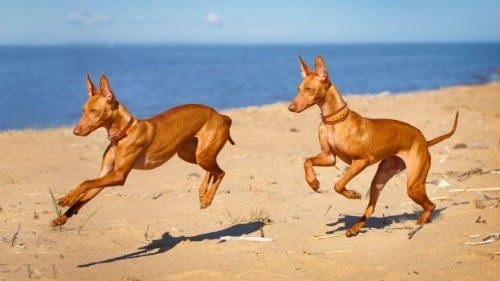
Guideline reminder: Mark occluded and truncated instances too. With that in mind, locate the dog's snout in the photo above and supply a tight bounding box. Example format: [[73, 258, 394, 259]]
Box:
[[73, 127, 80, 135], [288, 103, 297, 112]]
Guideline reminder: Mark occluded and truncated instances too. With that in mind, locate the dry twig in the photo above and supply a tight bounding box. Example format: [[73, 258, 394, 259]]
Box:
[[10, 223, 21, 247], [465, 232, 500, 246]]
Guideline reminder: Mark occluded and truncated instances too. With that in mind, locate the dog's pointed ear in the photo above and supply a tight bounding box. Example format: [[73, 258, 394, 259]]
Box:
[[299, 55, 312, 78], [99, 74, 115, 103], [314, 55, 328, 81], [86, 73, 97, 96]]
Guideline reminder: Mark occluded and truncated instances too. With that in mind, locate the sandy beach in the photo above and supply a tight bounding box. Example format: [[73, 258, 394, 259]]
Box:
[[0, 82, 499, 281]]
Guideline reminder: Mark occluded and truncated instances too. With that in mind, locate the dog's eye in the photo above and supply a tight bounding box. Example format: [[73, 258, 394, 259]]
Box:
[[90, 109, 97, 114], [305, 87, 313, 92]]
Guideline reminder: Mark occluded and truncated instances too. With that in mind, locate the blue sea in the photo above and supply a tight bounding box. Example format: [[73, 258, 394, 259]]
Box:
[[0, 43, 498, 131]]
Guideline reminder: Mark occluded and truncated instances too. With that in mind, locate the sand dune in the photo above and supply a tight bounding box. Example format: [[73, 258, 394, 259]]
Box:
[[0, 82, 499, 281]]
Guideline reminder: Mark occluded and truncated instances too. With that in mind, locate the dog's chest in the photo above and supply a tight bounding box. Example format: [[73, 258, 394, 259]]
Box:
[[326, 127, 354, 163]]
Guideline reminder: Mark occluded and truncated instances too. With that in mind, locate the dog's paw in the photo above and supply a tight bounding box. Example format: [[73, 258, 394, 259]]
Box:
[[306, 178, 320, 192], [51, 215, 67, 227], [345, 190, 361, 199], [345, 228, 360, 237], [57, 195, 76, 207], [199, 196, 214, 209]]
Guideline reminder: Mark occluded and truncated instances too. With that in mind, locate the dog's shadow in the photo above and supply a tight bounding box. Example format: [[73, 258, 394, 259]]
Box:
[[325, 207, 447, 234], [78, 221, 264, 268]]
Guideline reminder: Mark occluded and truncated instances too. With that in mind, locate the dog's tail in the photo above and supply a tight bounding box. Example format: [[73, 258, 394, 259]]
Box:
[[427, 111, 459, 147], [223, 115, 236, 145]]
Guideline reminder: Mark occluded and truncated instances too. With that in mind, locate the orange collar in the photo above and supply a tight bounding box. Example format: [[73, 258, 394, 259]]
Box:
[[108, 116, 135, 145], [322, 103, 350, 125]]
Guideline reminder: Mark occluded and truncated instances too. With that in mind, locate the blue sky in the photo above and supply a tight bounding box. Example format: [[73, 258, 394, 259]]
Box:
[[0, 0, 499, 45]]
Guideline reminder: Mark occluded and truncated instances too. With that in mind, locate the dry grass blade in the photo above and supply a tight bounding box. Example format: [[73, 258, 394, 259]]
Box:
[[48, 188, 61, 216], [144, 224, 150, 242], [249, 208, 272, 224], [10, 223, 21, 247], [78, 206, 103, 235], [323, 205, 332, 216]]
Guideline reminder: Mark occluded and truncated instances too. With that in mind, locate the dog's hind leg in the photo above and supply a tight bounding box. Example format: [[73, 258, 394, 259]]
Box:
[[195, 120, 231, 209], [198, 162, 224, 209], [176, 137, 212, 204], [405, 149, 435, 238], [346, 156, 405, 237], [177, 137, 198, 164], [198, 172, 213, 204]]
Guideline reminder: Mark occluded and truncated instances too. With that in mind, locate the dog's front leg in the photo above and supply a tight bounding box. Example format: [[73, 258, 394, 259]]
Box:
[[304, 152, 335, 192], [58, 170, 127, 207], [52, 145, 115, 226], [304, 124, 336, 192], [57, 145, 142, 207], [333, 159, 369, 199]]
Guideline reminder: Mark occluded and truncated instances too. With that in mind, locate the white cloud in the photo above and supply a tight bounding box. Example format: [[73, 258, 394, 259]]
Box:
[[67, 11, 109, 25], [206, 13, 222, 25]]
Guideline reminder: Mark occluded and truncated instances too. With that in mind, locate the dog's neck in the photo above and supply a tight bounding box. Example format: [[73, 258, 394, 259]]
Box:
[[318, 83, 347, 116], [105, 102, 134, 137]]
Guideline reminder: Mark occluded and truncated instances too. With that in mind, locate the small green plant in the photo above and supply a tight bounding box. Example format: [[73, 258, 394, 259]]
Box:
[[49, 188, 62, 232], [48, 188, 61, 216]]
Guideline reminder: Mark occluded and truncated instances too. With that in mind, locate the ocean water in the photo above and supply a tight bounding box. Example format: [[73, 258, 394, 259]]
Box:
[[0, 43, 498, 131]]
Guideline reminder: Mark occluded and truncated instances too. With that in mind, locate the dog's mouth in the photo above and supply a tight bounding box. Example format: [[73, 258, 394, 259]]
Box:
[[288, 101, 312, 113], [73, 123, 97, 136], [73, 126, 91, 136]]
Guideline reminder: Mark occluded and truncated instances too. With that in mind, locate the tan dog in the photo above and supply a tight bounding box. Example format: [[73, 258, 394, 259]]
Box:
[[288, 55, 458, 238], [52, 74, 234, 226]]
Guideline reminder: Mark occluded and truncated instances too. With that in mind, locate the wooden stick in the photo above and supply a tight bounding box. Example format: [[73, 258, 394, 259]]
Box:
[[306, 249, 352, 255], [464, 240, 497, 246], [220, 235, 273, 242], [307, 234, 342, 240], [322, 249, 352, 254], [449, 187, 500, 193]]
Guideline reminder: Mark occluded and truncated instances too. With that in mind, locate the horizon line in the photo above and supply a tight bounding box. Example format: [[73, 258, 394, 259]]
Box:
[[0, 40, 499, 47]]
